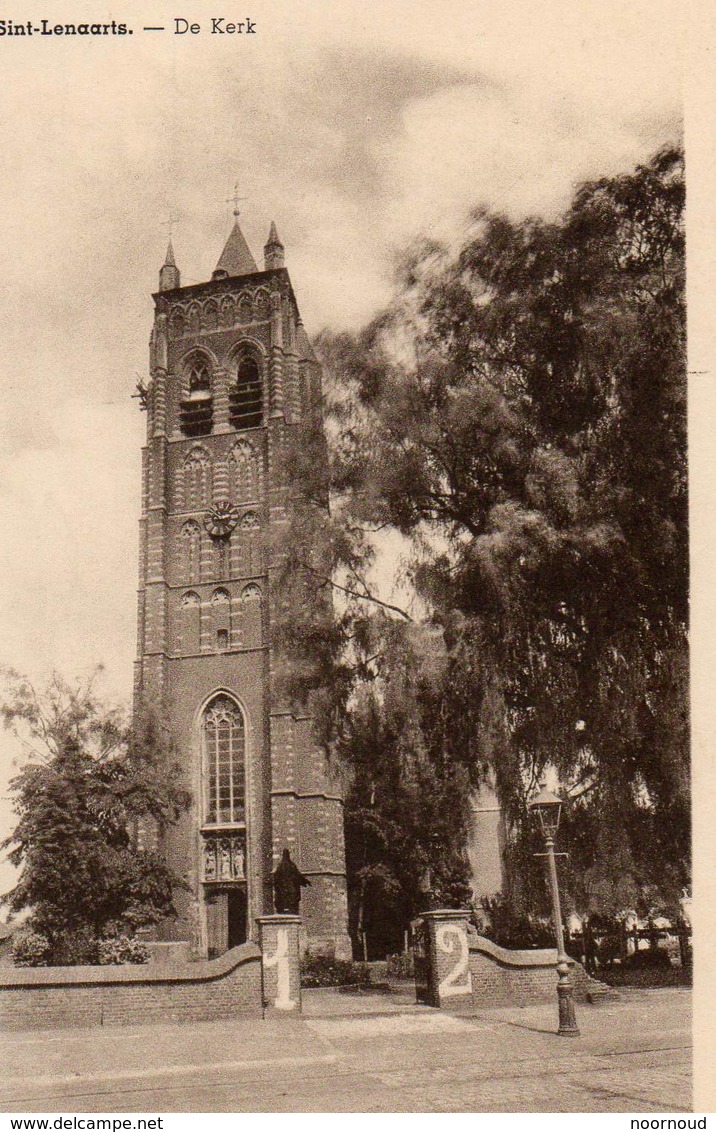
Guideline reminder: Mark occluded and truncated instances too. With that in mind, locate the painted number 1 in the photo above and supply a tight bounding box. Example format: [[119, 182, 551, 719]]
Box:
[[263, 927, 295, 1010], [436, 924, 473, 999]]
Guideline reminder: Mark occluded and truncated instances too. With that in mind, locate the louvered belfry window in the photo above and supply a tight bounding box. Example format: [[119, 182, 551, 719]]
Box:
[[229, 355, 263, 430], [203, 695, 245, 825], [180, 356, 214, 437]]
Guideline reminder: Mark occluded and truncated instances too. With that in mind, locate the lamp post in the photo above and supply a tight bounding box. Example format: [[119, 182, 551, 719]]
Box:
[[529, 783, 580, 1036]]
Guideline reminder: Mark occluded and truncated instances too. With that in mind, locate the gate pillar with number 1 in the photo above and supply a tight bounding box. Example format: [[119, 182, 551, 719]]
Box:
[[420, 909, 473, 1011], [257, 915, 302, 1014]]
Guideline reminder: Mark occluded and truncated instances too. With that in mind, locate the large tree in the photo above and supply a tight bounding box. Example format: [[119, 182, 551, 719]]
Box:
[[315, 146, 688, 923], [1, 669, 191, 963]]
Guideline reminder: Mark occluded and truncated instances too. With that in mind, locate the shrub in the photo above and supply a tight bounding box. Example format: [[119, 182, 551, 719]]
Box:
[[97, 935, 150, 965], [599, 964, 691, 989], [300, 952, 371, 988], [590, 931, 622, 969], [478, 896, 554, 950], [386, 951, 414, 979], [14, 925, 101, 966], [624, 946, 672, 969], [12, 925, 150, 967], [50, 927, 100, 966], [663, 936, 682, 966], [12, 928, 51, 967]]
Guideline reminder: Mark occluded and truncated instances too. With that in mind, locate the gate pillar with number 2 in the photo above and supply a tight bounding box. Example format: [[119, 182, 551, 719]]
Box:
[[420, 909, 473, 1011]]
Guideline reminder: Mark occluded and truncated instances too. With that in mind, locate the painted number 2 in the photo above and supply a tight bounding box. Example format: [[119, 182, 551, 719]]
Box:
[[436, 924, 473, 999]]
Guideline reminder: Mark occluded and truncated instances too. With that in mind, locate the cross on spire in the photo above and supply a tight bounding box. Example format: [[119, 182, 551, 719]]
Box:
[[226, 182, 247, 218], [163, 209, 181, 240]]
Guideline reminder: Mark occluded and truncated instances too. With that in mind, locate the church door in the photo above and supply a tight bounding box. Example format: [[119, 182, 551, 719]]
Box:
[[227, 888, 247, 948], [206, 890, 228, 958], [206, 887, 247, 956]]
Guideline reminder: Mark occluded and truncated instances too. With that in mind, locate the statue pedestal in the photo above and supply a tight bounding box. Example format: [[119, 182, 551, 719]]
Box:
[[418, 909, 473, 1010], [257, 915, 302, 1014]]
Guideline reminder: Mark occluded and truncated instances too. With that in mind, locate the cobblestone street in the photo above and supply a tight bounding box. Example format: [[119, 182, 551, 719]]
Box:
[[0, 987, 691, 1113]]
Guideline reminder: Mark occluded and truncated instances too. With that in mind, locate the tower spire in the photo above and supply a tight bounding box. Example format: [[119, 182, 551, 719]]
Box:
[[212, 215, 258, 279]]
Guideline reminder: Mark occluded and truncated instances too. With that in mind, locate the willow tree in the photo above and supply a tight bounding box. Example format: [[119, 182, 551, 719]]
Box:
[[319, 146, 688, 919]]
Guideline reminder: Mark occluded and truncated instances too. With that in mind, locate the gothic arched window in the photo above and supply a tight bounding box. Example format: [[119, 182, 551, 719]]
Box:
[[230, 353, 263, 430], [202, 301, 218, 331], [169, 310, 185, 338], [211, 587, 231, 651], [181, 520, 201, 582], [241, 511, 264, 573], [227, 438, 260, 502], [203, 695, 245, 826], [220, 295, 235, 328], [179, 591, 201, 653], [180, 354, 213, 437], [188, 303, 201, 334], [240, 583, 263, 649], [254, 289, 270, 319], [182, 445, 212, 509], [188, 356, 210, 392]]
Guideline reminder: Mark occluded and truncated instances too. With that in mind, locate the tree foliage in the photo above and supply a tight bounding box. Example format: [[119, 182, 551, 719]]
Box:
[[339, 620, 473, 955], [312, 146, 687, 925], [1, 669, 191, 963]]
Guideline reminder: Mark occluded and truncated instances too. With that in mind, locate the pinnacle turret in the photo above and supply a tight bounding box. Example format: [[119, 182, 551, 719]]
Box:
[[159, 240, 180, 291], [264, 221, 285, 270]]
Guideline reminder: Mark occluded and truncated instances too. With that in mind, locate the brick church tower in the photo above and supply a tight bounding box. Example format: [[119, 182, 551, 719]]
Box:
[[134, 212, 351, 959]]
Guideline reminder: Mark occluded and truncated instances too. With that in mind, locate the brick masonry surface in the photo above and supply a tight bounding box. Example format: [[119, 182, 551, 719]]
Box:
[[0, 943, 262, 1030], [468, 934, 600, 1006]]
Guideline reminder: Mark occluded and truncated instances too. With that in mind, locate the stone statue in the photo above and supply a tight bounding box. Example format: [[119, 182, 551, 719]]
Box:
[[273, 848, 311, 915]]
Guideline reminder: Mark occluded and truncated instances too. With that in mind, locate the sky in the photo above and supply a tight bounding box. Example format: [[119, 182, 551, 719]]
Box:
[[0, 0, 685, 888]]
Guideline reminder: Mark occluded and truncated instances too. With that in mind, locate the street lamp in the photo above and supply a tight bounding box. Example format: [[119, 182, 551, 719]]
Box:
[[529, 783, 580, 1036]]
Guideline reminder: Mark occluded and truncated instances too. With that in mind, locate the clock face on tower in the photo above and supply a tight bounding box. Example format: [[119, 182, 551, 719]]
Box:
[[203, 501, 240, 539]]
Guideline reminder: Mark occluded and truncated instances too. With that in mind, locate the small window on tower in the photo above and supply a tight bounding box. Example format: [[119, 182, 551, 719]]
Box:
[[230, 355, 263, 430], [217, 628, 228, 650], [180, 356, 214, 437]]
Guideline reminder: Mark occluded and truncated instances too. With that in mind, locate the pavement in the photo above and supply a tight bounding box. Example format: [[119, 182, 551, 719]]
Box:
[[0, 986, 692, 1113]]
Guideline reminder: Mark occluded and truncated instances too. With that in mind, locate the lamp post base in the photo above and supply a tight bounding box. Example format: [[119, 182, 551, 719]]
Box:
[[556, 961, 580, 1036]]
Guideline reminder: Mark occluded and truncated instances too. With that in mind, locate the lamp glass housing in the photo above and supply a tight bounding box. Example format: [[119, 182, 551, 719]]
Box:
[[529, 786, 563, 839]]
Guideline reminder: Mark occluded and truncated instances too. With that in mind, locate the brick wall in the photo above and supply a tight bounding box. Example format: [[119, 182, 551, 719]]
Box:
[[0, 943, 262, 1031], [468, 934, 597, 1006]]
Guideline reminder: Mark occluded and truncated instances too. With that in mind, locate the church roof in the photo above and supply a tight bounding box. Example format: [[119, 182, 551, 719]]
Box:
[[214, 219, 259, 277], [164, 239, 177, 267]]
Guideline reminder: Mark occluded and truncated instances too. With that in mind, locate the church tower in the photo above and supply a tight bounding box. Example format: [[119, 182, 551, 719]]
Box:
[[134, 212, 351, 959]]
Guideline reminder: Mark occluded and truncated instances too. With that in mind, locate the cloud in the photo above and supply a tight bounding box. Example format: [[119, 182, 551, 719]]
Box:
[[272, 50, 491, 202]]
